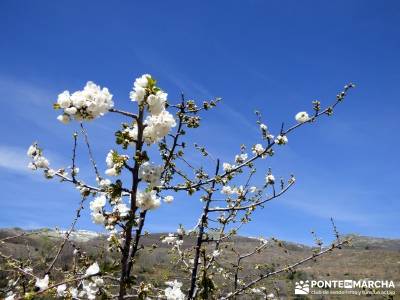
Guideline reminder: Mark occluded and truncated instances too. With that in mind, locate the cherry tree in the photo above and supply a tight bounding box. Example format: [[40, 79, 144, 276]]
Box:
[[1, 74, 354, 299]]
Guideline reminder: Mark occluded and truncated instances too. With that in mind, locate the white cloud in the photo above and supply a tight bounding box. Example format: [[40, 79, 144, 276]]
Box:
[[0, 75, 61, 134], [0, 75, 53, 107], [0, 145, 29, 173], [281, 191, 396, 228]]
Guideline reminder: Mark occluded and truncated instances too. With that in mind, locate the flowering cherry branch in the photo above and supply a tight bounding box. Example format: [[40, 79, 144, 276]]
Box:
[[0, 74, 355, 300]]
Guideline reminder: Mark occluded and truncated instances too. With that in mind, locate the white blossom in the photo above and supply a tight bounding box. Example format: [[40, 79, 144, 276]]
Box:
[[55, 81, 113, 123], [27, 144, 51, 171], [134, 74, 150, 88], [234, 185, 244, 195], [114, 203, 130, 217], [57, 284, 67, 297], [70, 91, 85, 108], [143, 110, 176, 144], [266, 174, 275, 184], [251, 288, 263, 294], [137, 190, 161, 210], [249, 186, 257, 193], [105, 167, 117, 176], [82, 280, 98, 300], [90, 195, 106, 211], [222, 162, 233, 172], [90, 195, 106, 225], [124, 126, 138, 143], [104, 150, 128, 176], [130, 74, 151, 103], [65, 106, 77, 115], [91, 213, 104, 225], [26, 143, 50, 171], [76, 184, 89, 196], [105, 150, 115, 168], [252, 144, 265, 156], [164, 280, 185, 300], [147, 91, 167, 115], [57, 91, 71, 108], [221, 186, 234, 195], [275, 135, 288, 145], [69, 287, 79, 298], [235, 153, 248, 164], [162, 234, 178, 245], [164, 195, 174, 204], [139, 162, 163, 187], [85, 262, 100, 276], [260, 123, 268, 131], [35, 275, 49, 291], [130, 74, 174, 140], [295, 111, 310, 123], [93, 277, 104, 287], [34, 156, 50, 169], [97, 178, 111, 188], [57, 114, 70, 124], [44, 168, 56, 179], [129, 86, 146, 103], [28, 162, 36, 170], [212, 250, 221, 257], [5, 293, 15, 300], [27, 144, 39, 158]]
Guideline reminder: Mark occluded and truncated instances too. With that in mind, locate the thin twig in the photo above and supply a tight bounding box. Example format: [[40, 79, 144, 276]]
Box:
[[223, 239, 349, 299], [44, 197, 86, 275], [80, 123, 100, 178]]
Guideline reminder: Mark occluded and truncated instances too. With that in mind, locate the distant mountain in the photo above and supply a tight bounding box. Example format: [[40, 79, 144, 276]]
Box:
[[1, 228, 399, 299], [343, 234, 400, 251]]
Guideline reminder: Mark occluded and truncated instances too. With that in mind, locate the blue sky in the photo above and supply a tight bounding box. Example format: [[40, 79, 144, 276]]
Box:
[[0, 1, 399, 245]]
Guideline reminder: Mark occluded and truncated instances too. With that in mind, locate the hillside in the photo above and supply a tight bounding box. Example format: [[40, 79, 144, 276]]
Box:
[[0, 228, 399, 299]]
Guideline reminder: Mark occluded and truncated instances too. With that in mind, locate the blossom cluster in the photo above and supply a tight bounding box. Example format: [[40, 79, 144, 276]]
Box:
[[161, 233, 183, 247], [137, 190, 161, 210], [252, 143, 266, 157], [139, 162, 164, 187], [265, 173, 275, 184], [27, 143, 50, 170], [90, 194, 107, 224], [235, 153, 248, 164], [295, 111, 310, 123], [89, 194, 130, 229], [62, 263, 103, 299], [143, 110, 177, 144], [105, 150, 129, 176], [129, 74, 176, 145], [27, 143, 72, 180], [55, 81, 114, 123], [164, 280, 185, 300], [221, 185, 242, 195], [274, 134, 288, 145], [33, 263, 102, 299], [259, 123, 274, 140], [222, 162, 234, 172]]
